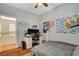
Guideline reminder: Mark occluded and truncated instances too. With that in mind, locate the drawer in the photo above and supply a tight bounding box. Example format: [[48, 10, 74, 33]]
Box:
[[27, 44, 32, 46], [26, 42, 32, 44], [27, 45, 32, 48], [26, 40, 32, 42]]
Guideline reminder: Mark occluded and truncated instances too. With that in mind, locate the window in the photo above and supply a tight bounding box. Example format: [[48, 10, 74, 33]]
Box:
[[9, 24, 16, 36], [9, 24, 16, 32], [0, 24, 1, 37], [1, 16, 16, 21]]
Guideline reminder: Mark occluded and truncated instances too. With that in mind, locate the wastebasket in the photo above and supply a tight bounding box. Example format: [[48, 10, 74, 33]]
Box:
[[21, 41, 26, 50]]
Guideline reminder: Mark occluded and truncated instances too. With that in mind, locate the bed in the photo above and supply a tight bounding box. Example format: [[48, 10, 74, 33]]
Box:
[[32, 41, 79, 56]]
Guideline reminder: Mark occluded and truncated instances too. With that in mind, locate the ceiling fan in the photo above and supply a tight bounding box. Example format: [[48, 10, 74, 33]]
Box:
[[34, 3, 48, 8]]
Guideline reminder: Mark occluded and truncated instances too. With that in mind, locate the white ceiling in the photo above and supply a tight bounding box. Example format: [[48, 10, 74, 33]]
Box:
[[6, 3, 62, 15]]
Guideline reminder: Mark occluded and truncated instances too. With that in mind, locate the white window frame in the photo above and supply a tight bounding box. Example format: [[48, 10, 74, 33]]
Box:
[[9, 24, 16, 36], [0, 24, 1, 37], [9, 24, 16, 32]]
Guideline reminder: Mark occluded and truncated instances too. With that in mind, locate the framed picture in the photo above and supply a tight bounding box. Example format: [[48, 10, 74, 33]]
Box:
[[43, 22, 49, 33]]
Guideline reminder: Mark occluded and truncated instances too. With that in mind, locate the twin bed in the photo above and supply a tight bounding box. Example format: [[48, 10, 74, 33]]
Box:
[[32, 41, 79, 56]]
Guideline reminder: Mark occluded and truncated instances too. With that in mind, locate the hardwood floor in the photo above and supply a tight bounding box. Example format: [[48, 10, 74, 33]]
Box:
[[0, 48, 32, 56], [0, 44, 17, 52]]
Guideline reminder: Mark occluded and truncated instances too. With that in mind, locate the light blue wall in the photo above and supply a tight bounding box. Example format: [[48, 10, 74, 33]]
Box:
[[16, 21, 29, 47]]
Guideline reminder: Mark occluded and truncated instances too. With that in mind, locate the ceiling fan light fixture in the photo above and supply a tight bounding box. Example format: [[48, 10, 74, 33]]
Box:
[[39, 3, 41, 5], [34, 3, 48, 8]]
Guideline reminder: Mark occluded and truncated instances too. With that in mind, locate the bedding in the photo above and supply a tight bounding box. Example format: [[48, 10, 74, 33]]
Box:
[[32, 41, 76, 56], [72, 46, 79, 56]]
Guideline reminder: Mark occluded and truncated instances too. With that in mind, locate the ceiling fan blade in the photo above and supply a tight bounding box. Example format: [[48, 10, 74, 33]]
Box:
[[42, 3, 48, 7], [35, 3, 39, 8]]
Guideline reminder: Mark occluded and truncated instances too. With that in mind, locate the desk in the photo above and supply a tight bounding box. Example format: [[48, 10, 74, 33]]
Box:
[[24, 35, 32, 49]]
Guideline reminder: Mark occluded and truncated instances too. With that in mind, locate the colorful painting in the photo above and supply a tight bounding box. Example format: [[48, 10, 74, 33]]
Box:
[[56, 15, 79, 33], [56, 18, 66, 33]]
